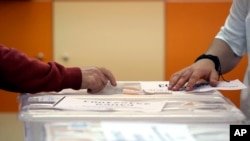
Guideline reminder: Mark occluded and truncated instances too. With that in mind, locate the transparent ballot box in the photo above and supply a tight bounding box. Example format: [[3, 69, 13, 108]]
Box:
[[28, 121, 230, 141], [18, 81, 246, 141]]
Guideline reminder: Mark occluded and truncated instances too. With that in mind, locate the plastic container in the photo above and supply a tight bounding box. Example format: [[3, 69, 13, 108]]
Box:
[[18, 81, 246, 141]]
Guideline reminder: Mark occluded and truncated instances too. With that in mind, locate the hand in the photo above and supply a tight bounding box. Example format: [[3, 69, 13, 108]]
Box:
[[80, 67, 117, 93], [168, 59, 219, 91]]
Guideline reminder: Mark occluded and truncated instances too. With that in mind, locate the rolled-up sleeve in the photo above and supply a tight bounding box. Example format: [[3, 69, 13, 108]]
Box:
[[215, 0, 248, 56]]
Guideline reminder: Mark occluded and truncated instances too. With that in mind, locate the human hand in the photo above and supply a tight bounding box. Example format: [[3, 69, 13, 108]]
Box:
[[80, 67, 117, 93], [168, 59, 219, 91]]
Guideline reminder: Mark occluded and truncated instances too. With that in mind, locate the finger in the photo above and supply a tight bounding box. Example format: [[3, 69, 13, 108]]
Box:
[[169, 69, 186, 89], [87, 88, 93, 93], [92, 68, 108, 88], [100, 68, 117, 86], [87, 81, 104, 94], [87, 75, 106, 94], [86, 82, 101, 94], [100, 75, 108, 88], [209, 70, 219, 87], [97, 70, 111, 89], [171, 69, 193, 91], [88, 88, 102, 94], [185, 72, 202, 91], [169, 74, 180, 89]]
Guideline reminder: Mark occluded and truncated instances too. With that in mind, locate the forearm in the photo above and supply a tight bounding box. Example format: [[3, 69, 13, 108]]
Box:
[[205, 38, 242, 74], [0, 45, 82, 93]]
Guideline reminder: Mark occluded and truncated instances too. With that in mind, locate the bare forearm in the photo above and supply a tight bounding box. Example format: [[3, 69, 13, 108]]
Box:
[[205, 38, 242, 74]]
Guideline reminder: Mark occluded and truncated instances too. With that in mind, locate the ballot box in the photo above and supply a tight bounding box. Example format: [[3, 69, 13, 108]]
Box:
[[35, 121, 230, 141], [18, 81, 246, 141]]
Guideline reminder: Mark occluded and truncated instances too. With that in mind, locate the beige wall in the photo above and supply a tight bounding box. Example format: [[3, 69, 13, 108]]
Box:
[[53, 1, 165, 81]]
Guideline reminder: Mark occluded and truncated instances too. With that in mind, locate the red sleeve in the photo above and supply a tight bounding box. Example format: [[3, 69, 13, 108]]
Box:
[[0, 45, 82, 93]]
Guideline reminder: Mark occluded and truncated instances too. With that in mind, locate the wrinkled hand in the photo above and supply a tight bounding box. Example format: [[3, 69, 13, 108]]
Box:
[[168, 59, 219, 91], [80, 67, 117, 93]]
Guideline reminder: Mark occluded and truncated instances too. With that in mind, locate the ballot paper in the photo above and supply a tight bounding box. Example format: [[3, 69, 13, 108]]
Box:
[[44, 122, 105, 141], [101, 122, 196, 141], [140, 79, 246, 94], [140, 81, 172, 94], [44, 122, 197, 141], [189, 79, 247, 92], [53, 97, 167, 112]]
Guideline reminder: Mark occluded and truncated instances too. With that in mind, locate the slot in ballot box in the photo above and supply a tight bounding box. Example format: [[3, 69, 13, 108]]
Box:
[[18, 81, 246, 141]]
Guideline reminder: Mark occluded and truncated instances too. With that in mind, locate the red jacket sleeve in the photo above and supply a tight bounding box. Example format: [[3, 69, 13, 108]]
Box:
[[0, 45, 82, 93]]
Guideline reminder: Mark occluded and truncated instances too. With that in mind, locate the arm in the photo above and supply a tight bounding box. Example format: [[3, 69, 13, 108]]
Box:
[[0, 45, 117, 94], [168, 39, 242, 91], [0, 45, 82, 93], [206, 39, 242, 74], [169, 0, 247, 91]]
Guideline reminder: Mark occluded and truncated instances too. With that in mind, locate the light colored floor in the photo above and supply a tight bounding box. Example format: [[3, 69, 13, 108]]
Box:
[[0, 113, 24, 141]]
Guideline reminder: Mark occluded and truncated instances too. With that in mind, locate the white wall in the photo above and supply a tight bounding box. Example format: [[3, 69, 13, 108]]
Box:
[[53, 0, 165, 81]]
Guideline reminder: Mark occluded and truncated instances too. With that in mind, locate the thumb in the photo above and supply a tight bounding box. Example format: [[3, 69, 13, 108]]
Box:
[[209, 70, 219, 87]]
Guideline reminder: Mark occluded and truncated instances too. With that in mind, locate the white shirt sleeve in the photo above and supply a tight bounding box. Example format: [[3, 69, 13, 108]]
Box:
[[215, 0, 248, 56]]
